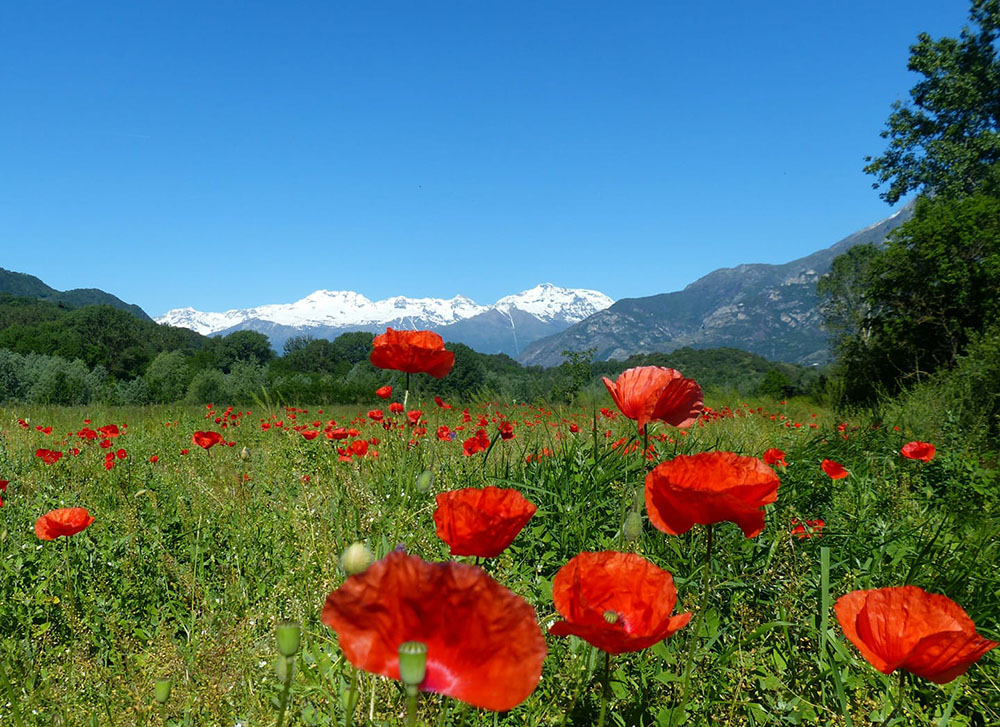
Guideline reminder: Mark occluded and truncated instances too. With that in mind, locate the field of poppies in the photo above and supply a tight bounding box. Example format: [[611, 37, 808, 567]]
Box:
[[1, 330, 998, 726]]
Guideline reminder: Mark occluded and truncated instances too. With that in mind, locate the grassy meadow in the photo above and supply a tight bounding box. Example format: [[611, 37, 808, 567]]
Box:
[[0, 392, 998, 726]]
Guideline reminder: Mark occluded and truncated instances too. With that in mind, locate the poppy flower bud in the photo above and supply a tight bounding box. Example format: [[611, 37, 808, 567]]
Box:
[[153, 677, 172, 704], [276, 620, 302, 657], [240, 446, 250, 461], [415, 469, 434, 493], [623, 511, 643, 543], [341, 542, 374, 576], [398, 640, 428, 687]]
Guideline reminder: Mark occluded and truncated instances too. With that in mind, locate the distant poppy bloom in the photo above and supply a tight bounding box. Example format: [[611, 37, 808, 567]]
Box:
[[35, 449, 63, 465], [821, 459, 849, 479], [762, 448, 787, 467], [407, 410, 422, 425], [434, 487, 537, 558], [790, 517, 826, 539], [602, 367, 703, 432], [369, 328, 455, 378], [149, 455, 159, 463], [388, 402, 404, 414], [434, 396, 452, 409], [192, 431, 223, 450], [35, 507, 95, 540], [350, 439, 369, 457], [901, 441, 936, 462], [301, 430, 319, 440], [498, 421, 515, 440], [835, 586, 998, 684], [368, 410, 384, 422], [549, 551, 691, 654], [375, 385, 393, 399], [645, 451, 780, 538], [436, 425, 453, 441], [322, 551, 546, 711]]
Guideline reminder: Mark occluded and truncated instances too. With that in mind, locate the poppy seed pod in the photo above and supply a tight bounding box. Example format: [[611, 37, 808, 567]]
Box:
[[240, 446, 250, 461], [276, 621, 302, 657], [398, 641, 428, 686], [153, 677, 172, 705], [341, 542, 374, 575]]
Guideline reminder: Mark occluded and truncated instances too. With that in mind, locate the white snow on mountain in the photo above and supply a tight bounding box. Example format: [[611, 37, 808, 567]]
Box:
[[156, 283, 614, 335]]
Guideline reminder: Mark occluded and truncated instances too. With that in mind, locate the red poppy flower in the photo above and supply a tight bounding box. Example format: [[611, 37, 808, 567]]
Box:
[[821, 459, 849, 479], [388, 402, 404, 414], [602, 367, 703, 432], [35, 449, 63, 465], [192, 431, 223, 450], [375, 385, 393, 399], [434, 396, 452, 409], [35, 507, 95, 540], [301, 430, 319, 440], [645, 451, 780, 538], [498, 421, 515, 440], [549, 551, 691, 654], [369, 328, 455, 378], [901, 441, 936, 462], [835, 586, 998, 684], [149, 455, 159, 463], [790, 517, 826, 539], [433, 487, 537, 558], [762, 448, 787, 467], [368, 410, 384, 422], [321, 551, 546, 711], [350, 439, 369, 457], [407, 410, 422, 425]]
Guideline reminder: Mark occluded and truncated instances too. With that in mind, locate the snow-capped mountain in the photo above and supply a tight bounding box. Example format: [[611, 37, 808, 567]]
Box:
[[156, 284, 614, 355]]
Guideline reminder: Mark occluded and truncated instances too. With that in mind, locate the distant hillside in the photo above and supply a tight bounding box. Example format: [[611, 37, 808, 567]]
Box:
[[518, 202, 916, 367], [0, 268, 151, 321]]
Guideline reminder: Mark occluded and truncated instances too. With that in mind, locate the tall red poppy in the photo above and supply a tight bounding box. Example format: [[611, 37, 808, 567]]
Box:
[[433, 487, 537, 558], [35, 507, 95, 540], [549, 551, 691, 654], [192, 431, 223, 450], [369, 328, 455, 378], [645, 451, 780, 538], [835, 586, 997, 684], [375, 385, 393, 399], [901, 441, 936, 462], [321, 551, 546, 711], [602, 366, 703, 432], [821, 459, 849, 479]]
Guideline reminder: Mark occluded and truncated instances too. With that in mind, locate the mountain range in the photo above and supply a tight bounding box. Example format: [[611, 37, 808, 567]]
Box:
[[517, 203, 915, 367], [156, 284, 615, 356]]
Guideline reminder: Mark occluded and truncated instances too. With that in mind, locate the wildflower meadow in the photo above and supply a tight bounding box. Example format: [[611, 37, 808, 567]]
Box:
[[1, 329, 998, 726]]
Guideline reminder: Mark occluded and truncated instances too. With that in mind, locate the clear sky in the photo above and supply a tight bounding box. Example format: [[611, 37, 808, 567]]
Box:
[[1, 1, 971, 317]]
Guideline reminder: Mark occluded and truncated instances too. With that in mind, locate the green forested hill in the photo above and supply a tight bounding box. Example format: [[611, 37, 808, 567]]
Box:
[[0, 267, 152, 321]]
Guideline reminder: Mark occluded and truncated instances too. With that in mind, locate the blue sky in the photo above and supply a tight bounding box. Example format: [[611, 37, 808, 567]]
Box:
[[1, 1, 971, 316]]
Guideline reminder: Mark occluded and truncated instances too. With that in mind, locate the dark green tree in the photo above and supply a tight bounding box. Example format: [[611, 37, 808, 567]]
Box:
[[864, 0, 1000, 203]]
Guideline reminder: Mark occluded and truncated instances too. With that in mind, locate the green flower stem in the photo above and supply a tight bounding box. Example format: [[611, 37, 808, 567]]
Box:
[[674, 523, 713, 726], [344, 666, 359, 727], [405, 685, 418, 726], [275, 656, 293, 727], [886, 671, 905, 722], [597, 650, 612, 727]]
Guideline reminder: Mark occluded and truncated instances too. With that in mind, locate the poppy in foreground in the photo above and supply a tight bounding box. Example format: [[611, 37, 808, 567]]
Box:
[[192, 430, 223, 450], [321, 551, 546, 711], [602, 366, 703, 432], [901, 441, 936, 462], [370, 328, 455, 379], [35, 508, 95, 540], [835, 586, 997, 683], [821, 459, 850, 479], [549, 551, 691, 653], [433, 486, 537, 558], [645, 451, 780, 538]]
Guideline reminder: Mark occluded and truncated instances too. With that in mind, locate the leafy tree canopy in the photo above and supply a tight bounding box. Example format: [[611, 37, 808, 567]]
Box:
[[864, 0, 1000, 203]]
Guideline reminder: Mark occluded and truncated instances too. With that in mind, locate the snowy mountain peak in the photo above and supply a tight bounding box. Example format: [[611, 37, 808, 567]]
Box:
[[155, 284, 614, 342], [494, 283, 615, 323]]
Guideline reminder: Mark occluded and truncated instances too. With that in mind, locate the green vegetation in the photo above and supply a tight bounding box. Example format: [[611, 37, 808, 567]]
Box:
[[1, 397, 997, 725]]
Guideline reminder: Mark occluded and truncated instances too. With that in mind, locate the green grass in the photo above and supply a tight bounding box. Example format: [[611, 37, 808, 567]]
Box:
[[0, 396, 997, 725]]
